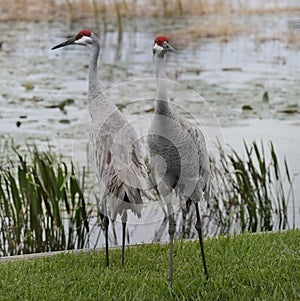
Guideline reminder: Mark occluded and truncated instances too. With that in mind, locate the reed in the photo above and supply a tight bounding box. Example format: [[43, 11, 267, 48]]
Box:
[[114, 1, 123, 38], [66, 0, 75, 23], [207, 140, 292, 234], [92, 0, 100, 28], [154, 140, 294, 241], [169, 21, 241, 47], [176, 0, 184, 17], [1, 0, 298, 22], [0, 146, 90, 256], [0, 139, 296, 254]]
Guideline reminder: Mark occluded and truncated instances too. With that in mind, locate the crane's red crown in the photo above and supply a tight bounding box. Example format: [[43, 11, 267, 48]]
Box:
[[154, 36, 169, 47], [76, 30, 92, 40]]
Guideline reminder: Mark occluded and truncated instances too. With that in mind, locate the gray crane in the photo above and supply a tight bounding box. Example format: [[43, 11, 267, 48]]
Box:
[[148, 36, 210, 287], [52, 30, 146, 267]]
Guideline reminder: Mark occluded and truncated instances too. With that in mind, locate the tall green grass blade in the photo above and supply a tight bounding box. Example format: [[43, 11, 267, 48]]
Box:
[[0, 145, 90, 256]]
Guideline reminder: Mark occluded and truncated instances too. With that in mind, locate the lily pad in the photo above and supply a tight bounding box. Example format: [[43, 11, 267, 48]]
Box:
[[45, 99, 75, 114], [59, 119, 71, 124], [242, 105, 253, 111], [22, 82, 35, 91], [222, 67, 242, 72], [278, 109, 298, 114]]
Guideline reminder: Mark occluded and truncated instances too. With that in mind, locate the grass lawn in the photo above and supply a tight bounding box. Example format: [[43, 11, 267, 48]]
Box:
[[0, 230, 299, 300]]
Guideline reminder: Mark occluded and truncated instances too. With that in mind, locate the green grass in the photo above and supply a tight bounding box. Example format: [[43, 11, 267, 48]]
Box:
[[1, 230, 299, 300]]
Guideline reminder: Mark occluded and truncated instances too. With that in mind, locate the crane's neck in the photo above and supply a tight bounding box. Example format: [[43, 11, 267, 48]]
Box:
[[89, 42, 100, 88], [155, 55, 170, 115], [88, 40, 115, 120], [88, 42, 102, 105]]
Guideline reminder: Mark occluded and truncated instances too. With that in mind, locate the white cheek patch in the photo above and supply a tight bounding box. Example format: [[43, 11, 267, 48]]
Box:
[[153, 43, 164, 54], [75, 36, 92, 45]]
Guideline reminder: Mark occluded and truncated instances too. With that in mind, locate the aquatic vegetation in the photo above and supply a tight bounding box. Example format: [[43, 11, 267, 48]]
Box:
[[206, 140, 293, 234], [155, 140, 295, 241], [2, 1, 299, 24], [0, 146, 90, 256], [0, 139, 296, 255]]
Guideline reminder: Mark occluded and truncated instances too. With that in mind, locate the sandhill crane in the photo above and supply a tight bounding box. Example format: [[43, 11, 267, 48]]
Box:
[[52, 30, 146, 267], [148, 36, 210, 287]]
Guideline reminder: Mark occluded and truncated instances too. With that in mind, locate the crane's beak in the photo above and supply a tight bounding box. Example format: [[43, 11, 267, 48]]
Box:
[[164, 42, 176, 53], [51, 36, 76, 50]]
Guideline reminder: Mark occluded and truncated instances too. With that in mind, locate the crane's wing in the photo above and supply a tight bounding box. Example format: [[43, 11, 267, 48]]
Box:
[[89, 110, 146, 220], [177, 113, 211, 198]]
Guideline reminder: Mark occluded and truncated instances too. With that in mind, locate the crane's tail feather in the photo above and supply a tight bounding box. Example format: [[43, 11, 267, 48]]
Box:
[[99, 184, 143, 222]]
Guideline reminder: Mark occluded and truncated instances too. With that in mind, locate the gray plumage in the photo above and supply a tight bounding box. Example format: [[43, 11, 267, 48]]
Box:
[[148, 36, 210, 287], [51, 30, 145, 266], [87, 33, 145, 221], [148, 40, 210, 207], [148, 99, 210, 203]]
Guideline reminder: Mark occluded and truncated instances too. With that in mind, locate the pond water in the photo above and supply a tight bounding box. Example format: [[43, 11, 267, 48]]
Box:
[[0, 13, 299, 247]]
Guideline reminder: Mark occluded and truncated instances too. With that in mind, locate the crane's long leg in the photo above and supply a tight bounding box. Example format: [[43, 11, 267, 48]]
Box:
[[103, 216, 109, 267], [194, 202, 209, 280], [121, 210, 127, 267], [167, 202, 175, 288]]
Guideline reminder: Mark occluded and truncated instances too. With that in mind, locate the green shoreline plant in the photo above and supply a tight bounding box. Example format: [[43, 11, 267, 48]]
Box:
[[211, 140, 292, 233], [156, 140, 295, 241], [0, 139, 296, 256], [0, 147, 90, 256]]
